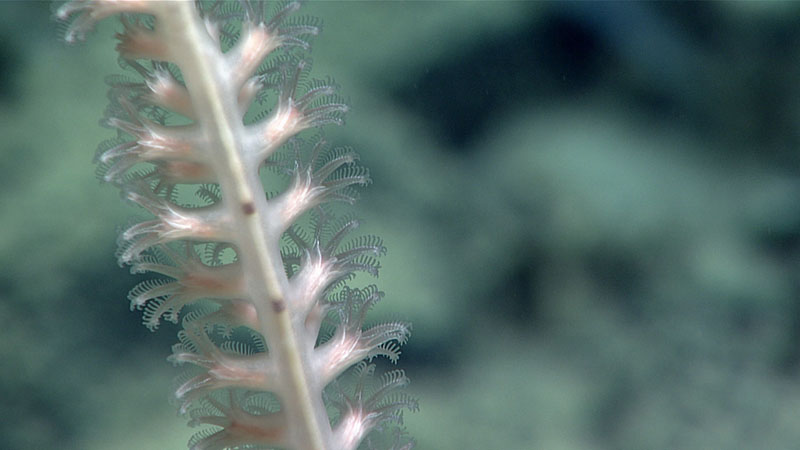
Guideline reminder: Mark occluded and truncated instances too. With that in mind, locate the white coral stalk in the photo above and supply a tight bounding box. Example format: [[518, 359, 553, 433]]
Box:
[[57, 1, 415, 449]]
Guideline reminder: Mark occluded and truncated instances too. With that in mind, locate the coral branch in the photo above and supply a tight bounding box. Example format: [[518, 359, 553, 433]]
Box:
[[57, 1, 415, 448]]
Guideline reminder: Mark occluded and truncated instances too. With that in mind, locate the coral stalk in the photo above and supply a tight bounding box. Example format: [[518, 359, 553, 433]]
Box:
[[57, 1, 416, 449]]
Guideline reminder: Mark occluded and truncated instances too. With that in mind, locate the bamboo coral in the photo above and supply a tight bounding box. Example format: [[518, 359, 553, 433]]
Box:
[[56, 1, 416, 448]]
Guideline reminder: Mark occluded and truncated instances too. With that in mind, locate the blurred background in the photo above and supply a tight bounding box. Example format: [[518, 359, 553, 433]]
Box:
[[4, 1, 800, 449]]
